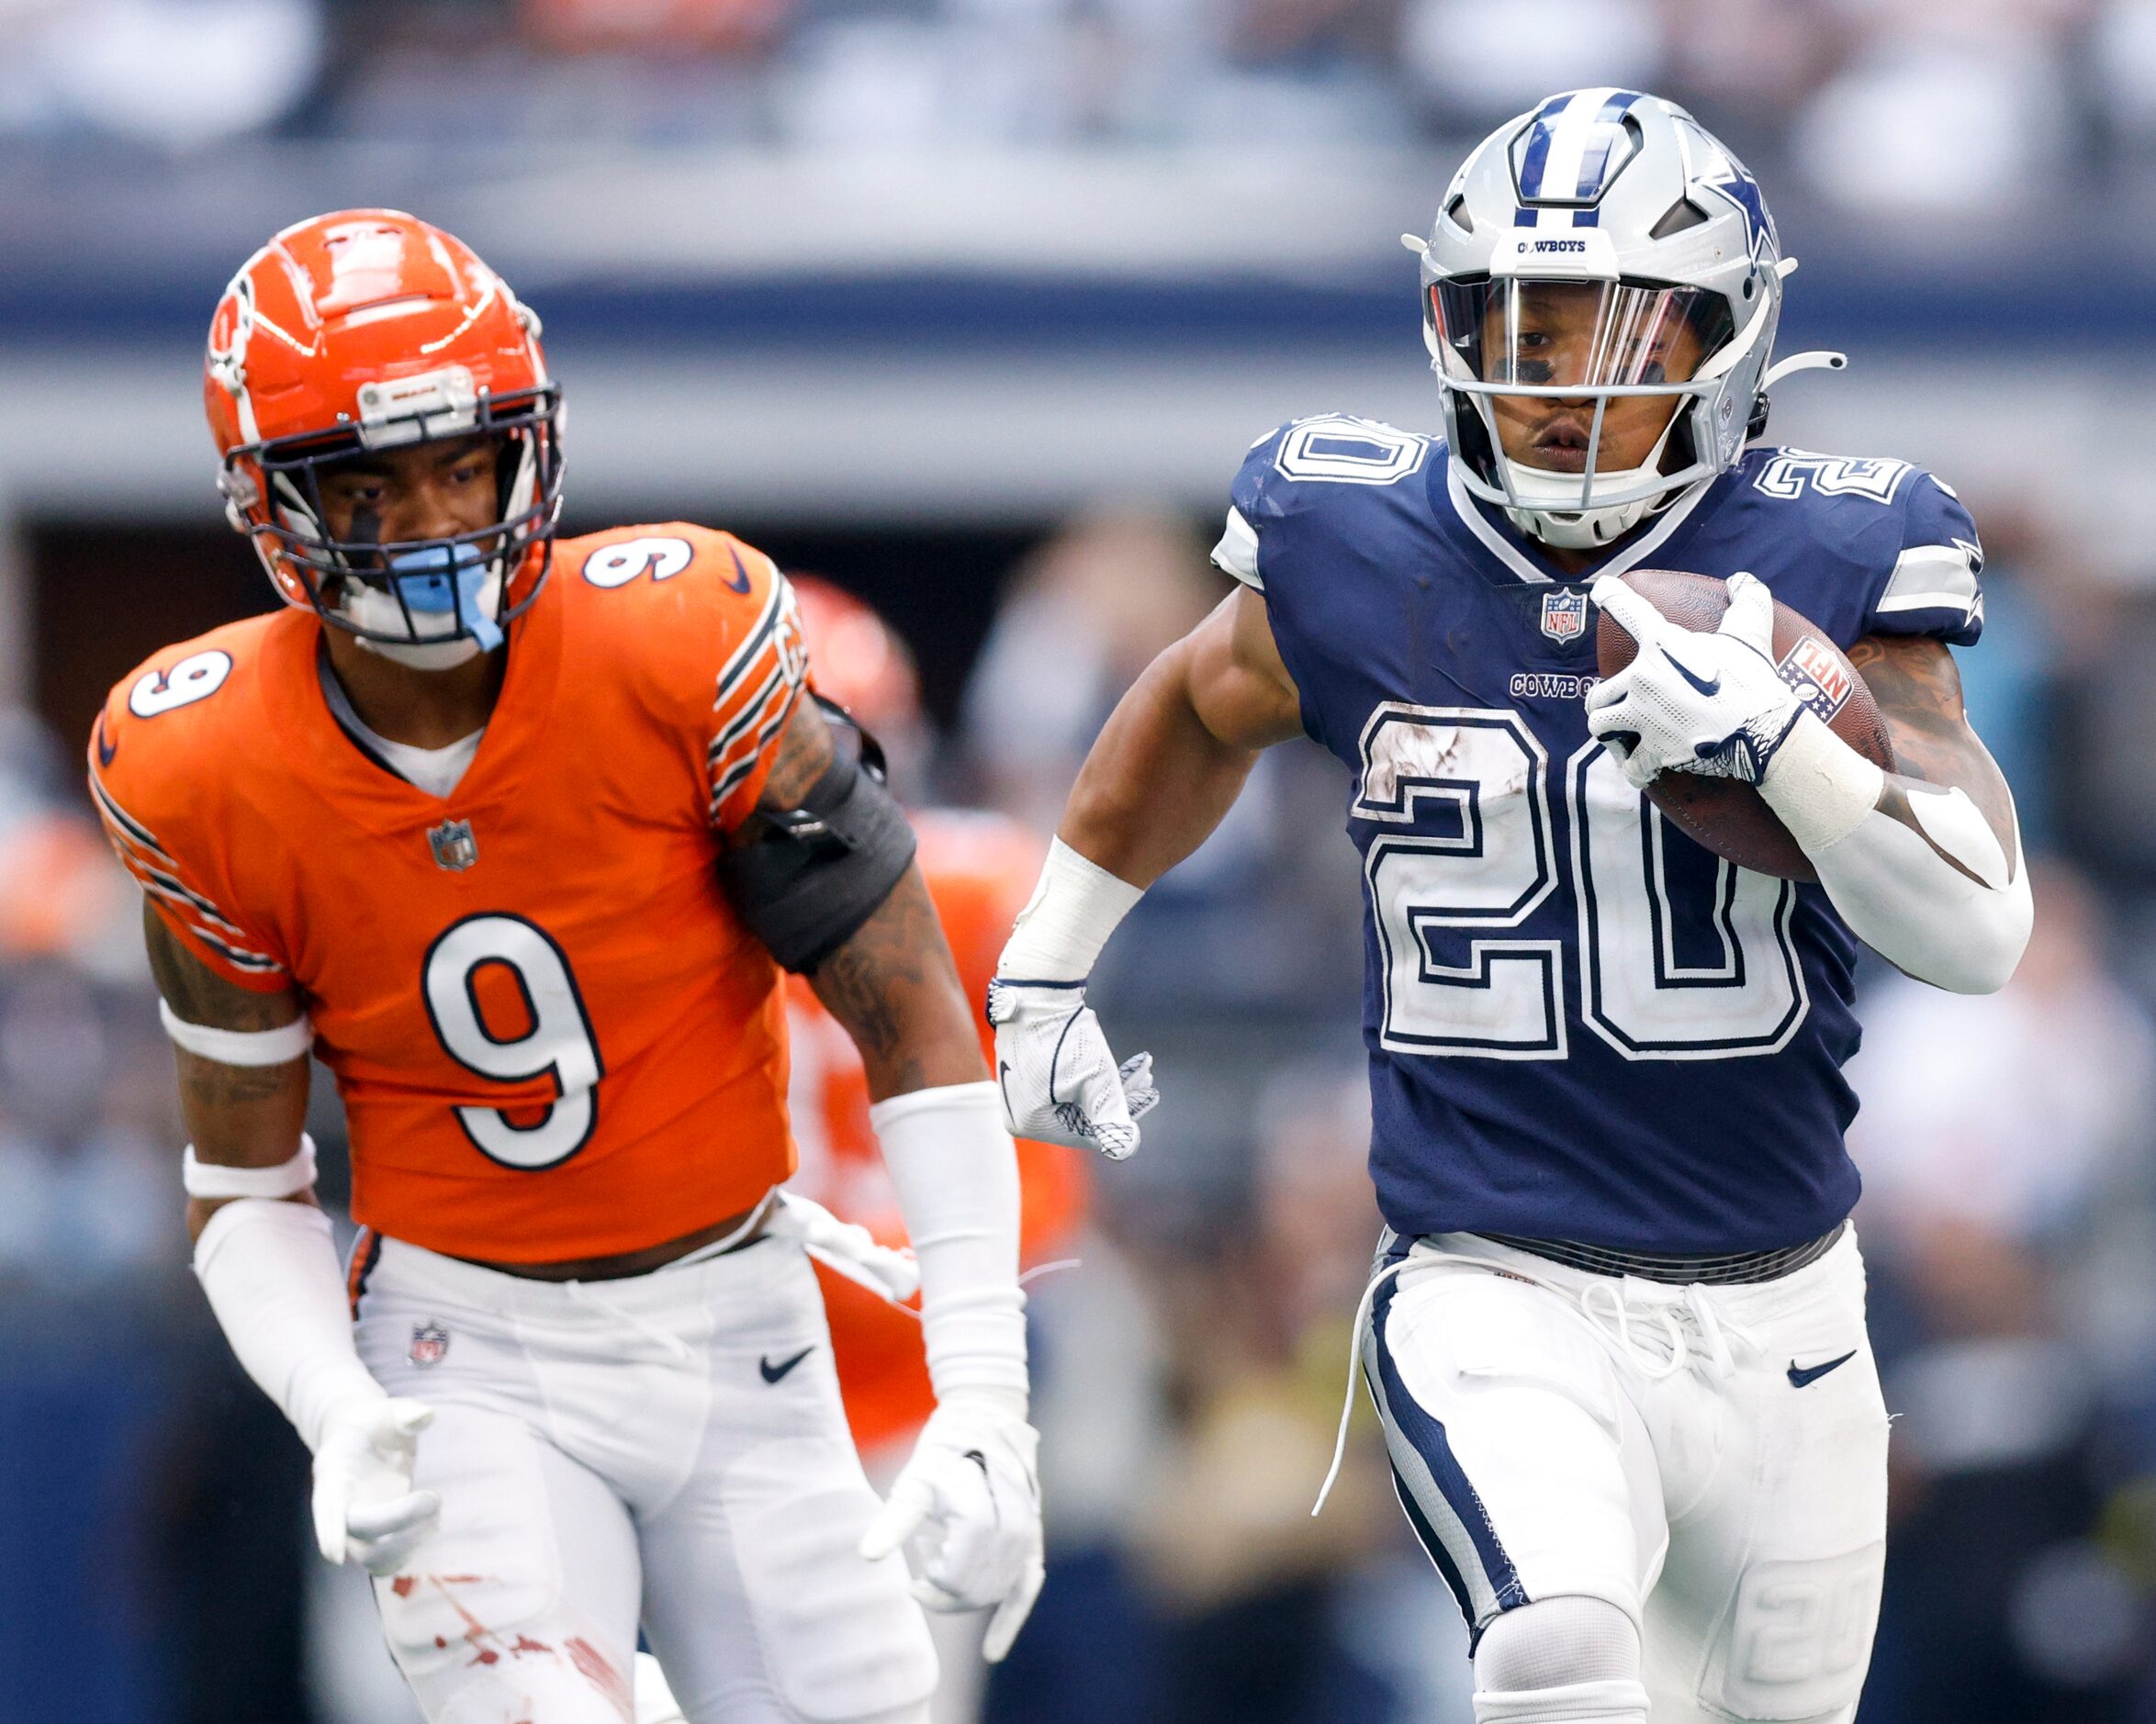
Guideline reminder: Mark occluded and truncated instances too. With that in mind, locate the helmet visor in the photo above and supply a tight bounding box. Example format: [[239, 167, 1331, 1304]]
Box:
[[1429, 277, 1732, 396]]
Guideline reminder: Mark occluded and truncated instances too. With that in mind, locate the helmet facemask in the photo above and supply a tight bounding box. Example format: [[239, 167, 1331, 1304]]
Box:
[[1427, 274, 1745, 550], [224, 375, 565, 669]]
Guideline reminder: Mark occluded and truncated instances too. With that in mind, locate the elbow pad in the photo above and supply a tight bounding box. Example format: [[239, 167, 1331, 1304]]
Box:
[[717, 738, 917, 973], [1807, 790, 2033, 994], [1761, 714, 2032, 994]]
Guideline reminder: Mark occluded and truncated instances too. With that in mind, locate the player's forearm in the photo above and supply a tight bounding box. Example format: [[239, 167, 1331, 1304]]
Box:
[[195, 1198, 385, 1450], [1058, 635, 1264, 889], [813, 870, 1027, 1402], [1759, 713, 2031, 993], [810, 863, 989, 1102]]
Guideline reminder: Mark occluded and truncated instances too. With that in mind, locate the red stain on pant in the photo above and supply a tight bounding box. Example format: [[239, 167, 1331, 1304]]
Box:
[[566, 1636, 634, 1720]]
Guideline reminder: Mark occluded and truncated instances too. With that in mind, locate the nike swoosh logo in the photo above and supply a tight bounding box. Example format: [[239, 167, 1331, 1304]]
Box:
[[759, 1346, 814, 1384], [1787, 1349, 1858, 1388], [1665, 651, 1721, 698], [95, 714, 117, 768], [724, 545, 753, 594]]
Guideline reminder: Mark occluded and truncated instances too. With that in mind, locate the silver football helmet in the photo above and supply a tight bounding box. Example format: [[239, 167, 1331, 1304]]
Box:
[[1407, 89, 1843, 550]]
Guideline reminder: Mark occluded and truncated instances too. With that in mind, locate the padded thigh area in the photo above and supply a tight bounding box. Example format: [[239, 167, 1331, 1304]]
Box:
[[1375, 1264, 1663, 1628], [374, 1405, 641, 1724]]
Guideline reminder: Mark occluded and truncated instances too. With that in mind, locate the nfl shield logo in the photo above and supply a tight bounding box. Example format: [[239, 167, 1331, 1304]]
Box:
[[1778, 636, 1856, 721], [408, 1322, 450, 1368], [1540, 588, 1589, 644], [428, 819, 477, 871]]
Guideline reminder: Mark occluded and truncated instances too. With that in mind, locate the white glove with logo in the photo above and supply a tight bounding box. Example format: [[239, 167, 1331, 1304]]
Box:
[[859, 1391, 1046, 1662], [985, 979, 1158, 1161], [312, 1394, 441, 1574], [1586, 571, 1802, 789]]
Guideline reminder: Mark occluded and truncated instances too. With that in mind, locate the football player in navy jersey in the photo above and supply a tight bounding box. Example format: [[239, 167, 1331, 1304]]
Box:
[[989, 91, 2030, 1724]]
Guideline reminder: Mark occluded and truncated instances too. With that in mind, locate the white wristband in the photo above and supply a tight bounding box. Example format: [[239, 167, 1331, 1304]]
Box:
[[161, 999, 312, 1066], [193, 1198, 384, 1453], [996, 838, 1145, 984], [184, 1136, 319, 1200], [1757, 711, 1885, 855], [870, 1080, 1027, 1406]]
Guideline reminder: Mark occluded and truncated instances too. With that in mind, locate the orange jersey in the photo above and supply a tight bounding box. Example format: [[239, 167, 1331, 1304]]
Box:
[[90, 525, 809, 1264], [788, 809, 1089, 1450]]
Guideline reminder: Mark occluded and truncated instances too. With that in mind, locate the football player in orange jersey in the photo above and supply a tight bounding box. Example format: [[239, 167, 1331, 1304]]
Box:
[[87, 210, 1043, 1724]]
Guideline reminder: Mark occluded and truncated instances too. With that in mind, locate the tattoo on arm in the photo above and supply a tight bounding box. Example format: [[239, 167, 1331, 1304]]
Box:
[[142, 902, 311, 1155], [1849, 634, 2018, 868], [143, 903, 299, 1032], [755, 696, 836, 816], [807, 863, 987, 1102]]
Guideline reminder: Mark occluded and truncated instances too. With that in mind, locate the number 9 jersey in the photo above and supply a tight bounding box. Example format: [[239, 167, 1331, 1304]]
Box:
[[88, 523, 810, 1265]]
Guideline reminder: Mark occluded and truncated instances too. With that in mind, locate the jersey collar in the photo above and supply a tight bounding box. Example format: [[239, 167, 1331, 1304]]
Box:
[[1437, 449, 1722, 586], [265, 569, 563, 823]]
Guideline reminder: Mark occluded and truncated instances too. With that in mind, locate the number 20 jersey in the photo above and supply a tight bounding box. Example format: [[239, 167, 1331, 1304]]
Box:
[[1218, 420, 1987, 1256], [88, 524, 808, 1265]]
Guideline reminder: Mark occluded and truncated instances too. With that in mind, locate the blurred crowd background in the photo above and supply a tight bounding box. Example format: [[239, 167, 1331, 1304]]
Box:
[[4, 1, 2156, 1720]]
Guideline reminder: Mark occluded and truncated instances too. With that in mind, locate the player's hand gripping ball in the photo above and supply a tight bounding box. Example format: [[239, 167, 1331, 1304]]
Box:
[[1589, 570, 1894, 881]]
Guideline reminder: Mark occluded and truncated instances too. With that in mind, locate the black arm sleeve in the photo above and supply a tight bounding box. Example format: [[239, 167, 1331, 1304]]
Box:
[[716, 740, 918, 974]]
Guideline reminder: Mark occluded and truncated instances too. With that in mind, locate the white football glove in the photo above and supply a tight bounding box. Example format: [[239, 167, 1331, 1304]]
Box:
[[859, 1392, 1046, 1662], [985, 979, 1158, 1161], [312, 1394, 440, 1575], [1586, 571, 1802, 789]]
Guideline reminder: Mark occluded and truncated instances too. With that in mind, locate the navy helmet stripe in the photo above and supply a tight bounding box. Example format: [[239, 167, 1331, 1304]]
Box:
[[1572, 88, 1642, 198], [1513, 92, 1575, 201]]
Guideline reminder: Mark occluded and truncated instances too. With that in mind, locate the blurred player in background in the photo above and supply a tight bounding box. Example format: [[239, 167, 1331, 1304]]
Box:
[[89, 210, 1042, 1724], [780, 577, 1084, 1462], [990, 93, 2031, 1724], [638, 581, 1086, 1724]]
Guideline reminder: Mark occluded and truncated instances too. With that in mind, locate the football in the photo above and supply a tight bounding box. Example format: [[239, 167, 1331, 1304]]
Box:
[[1594, 569, 1895, 882]]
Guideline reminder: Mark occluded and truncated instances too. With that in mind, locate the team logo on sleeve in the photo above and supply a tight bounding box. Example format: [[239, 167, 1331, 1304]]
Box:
[[1777, 636, 1854, 720], [428, 819, 478, 872], [408, 1322, 450, 1367], [1540, 588, 1589, 643]]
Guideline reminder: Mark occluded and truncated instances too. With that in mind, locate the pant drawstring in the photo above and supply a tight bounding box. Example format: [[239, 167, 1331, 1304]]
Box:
[[1312, 1243, 1769, 1518], [764, 1190, 922, 1304]]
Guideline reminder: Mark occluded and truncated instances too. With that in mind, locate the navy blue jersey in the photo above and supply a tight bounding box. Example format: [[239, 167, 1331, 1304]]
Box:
[[1215, 418, 1984, 1254]]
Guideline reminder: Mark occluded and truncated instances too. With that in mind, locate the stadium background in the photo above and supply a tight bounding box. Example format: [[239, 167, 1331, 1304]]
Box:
[[5, 0, 2156, 1718]]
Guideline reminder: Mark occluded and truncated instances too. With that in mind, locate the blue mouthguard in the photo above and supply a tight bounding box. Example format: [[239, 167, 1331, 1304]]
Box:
[[385, 543, 503, 652]]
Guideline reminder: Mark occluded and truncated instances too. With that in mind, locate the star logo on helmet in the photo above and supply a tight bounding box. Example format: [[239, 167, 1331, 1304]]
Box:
[[1699, 147, 1775, 261]]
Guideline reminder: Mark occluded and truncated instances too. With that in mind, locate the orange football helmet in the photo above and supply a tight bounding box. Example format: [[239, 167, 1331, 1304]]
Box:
[[204, 209, 564, 653], [789, 576, 921, 736]]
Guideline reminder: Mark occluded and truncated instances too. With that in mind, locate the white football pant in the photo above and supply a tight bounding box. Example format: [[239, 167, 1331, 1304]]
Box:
[[1363, 1228, 1888, 1724], [354, 1233, 938, 1724]]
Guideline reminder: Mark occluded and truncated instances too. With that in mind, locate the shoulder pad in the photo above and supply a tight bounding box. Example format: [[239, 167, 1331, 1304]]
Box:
[[1215, 417, 1435, 589], [560, 523, 809, 828], [1738, 449, 1984, 644], [89, 617, 291, 988]]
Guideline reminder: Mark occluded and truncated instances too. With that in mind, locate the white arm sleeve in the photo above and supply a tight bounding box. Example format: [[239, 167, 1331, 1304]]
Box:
[[193, 1199, 385, 1453], [996, 838, 1144, 983], [1759, 711, 2033, 995], [870, 1080, 1028, 1412]]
